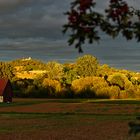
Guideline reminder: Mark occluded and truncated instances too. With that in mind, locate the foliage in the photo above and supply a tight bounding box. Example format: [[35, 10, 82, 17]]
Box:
[[0, 55, 139, 99], [63, 0, 140, 52], [10, 58, 47, 71], [74, 55, 99, 77], [96, 86, 120, 99], [108, 86, 121, 99], [131, 74, 140, 85], [97, 64, 117, 77], [42, 78, 62, 97], [62, 67, 77, 85], [45, 61, 64, 80], [108, 73, 133, 91], [63, 0, 102, 52], [71, 76, 109, 98], [71, 77, 94, 93], [0, 62, 15, 80], [108, 73, 125, 90]]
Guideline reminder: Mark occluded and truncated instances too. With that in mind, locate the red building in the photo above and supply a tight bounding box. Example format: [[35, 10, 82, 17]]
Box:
[[0, 79, 13, 103]]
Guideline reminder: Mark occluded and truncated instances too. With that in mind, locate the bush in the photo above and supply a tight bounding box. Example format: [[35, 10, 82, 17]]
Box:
[[108, 86, 120, 99], [71, 76, 109, 98], [71, 77, 95, 97], [95, 86, 120, 99], [42, 78, 62, 97], [96, 87, 110, 99], [125, 85, 140, 99], [120, 90, 129, 99], [108, 74, 125, 90]]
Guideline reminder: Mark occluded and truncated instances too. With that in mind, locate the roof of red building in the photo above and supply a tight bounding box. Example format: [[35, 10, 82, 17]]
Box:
[[0, 78, 9, 96]]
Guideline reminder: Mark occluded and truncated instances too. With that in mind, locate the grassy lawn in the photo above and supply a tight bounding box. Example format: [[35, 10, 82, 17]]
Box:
[[1, 98, 140, 107]]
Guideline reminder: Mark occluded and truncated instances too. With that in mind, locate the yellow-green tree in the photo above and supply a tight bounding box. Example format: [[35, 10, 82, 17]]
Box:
[[74, 55, 99, 77], [45, 61, 64, 80]]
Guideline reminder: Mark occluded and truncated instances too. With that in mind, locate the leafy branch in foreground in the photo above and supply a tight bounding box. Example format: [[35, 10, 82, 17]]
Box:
[[63, 0, 140, 52]]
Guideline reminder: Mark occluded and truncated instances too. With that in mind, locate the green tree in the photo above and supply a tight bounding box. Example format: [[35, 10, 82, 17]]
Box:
[[74, 55, 99, 77]]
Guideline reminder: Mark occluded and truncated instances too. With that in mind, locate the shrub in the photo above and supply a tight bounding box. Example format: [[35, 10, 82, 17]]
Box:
[[71, 76, 109, 98], [120, 90, 129, 99], [108, 86, 120, 99], [108, 74, 125, 90], [96, 87, 110, 99], [125, 85, 136, 98], [130, 76, 140, 85], [42, 78, 62, 97], [95, 86, 120, 99], [71, 77, 95, 97], [97, 64, 112, 77], [124, 85, 140, 99], [92, 77, 109, 91], [135, 85, 140, 98]]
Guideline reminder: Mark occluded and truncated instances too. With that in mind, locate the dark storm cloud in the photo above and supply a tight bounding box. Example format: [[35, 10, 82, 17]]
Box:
[[0, 0, 138, 40], [0, 0, 139, 71], [0, 0, 138, 44], [0, 0, 74, 40], [0, 0, 32, 13]]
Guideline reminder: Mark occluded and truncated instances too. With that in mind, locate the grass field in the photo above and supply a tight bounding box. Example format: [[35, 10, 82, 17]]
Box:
[[0, 98, 140, 140]]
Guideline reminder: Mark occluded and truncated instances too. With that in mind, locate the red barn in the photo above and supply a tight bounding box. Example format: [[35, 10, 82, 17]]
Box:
[[0, 79, 13, 103]]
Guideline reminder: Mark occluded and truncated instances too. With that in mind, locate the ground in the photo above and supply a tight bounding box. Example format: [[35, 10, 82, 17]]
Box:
[[0, 98, 140, 140]]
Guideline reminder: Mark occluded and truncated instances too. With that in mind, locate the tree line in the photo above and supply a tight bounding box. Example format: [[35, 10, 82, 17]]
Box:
[[0, 55, 140, 99]]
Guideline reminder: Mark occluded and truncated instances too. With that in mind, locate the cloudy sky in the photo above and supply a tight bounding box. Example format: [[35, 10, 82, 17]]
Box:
[[0, 0, 140, 71]]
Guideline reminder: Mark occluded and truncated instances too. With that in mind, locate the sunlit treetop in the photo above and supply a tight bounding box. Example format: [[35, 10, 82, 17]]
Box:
[[63, 0, 140, 52]]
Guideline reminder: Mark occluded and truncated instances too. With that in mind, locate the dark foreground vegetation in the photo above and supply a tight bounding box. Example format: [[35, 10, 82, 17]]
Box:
[[0, 55, 140, 99], [0, 99, 140, 140]]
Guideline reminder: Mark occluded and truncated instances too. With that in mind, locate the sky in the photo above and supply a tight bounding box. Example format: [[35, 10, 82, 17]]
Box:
[[0, 0, 140, 72]]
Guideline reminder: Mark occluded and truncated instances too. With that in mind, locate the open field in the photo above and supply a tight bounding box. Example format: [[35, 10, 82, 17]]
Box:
[[0, 99, 140, 140]]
